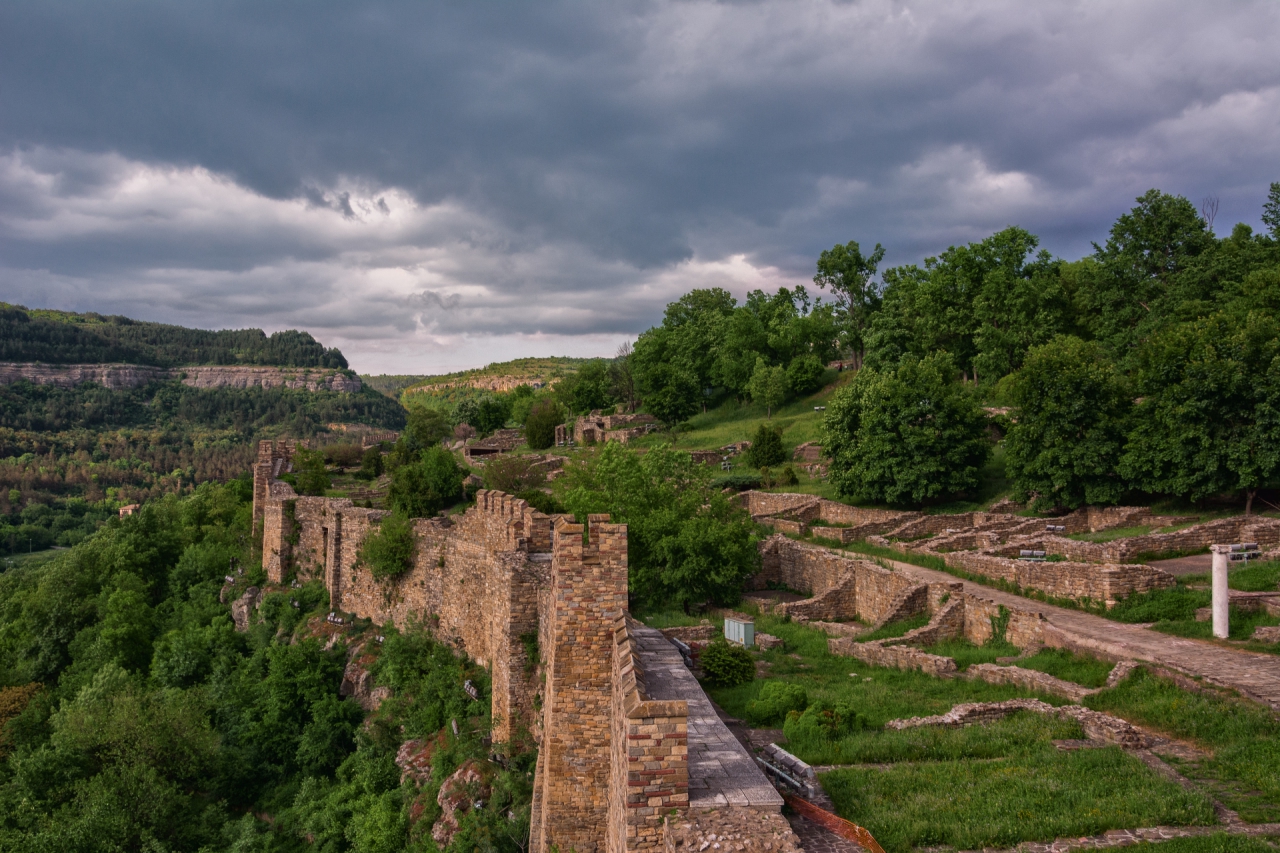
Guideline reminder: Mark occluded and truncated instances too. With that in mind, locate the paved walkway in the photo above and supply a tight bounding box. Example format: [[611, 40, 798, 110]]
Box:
[[631, 624, 784, 810], [872, 555, 1280, 711]]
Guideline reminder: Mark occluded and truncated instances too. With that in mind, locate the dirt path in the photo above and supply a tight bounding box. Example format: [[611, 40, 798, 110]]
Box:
[[873, 554, 1280, 711]]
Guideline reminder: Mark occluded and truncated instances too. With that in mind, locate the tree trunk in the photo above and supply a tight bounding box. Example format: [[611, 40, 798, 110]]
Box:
[[1246, 489, 1256, 516]]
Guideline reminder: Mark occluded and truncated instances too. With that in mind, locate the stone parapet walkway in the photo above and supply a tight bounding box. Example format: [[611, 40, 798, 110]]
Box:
[[871, 554, 1280, 711], [631, 624, 784, 810]]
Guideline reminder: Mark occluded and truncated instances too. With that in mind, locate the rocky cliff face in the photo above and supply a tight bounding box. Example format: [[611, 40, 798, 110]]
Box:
[[0, 362, 362, 392]]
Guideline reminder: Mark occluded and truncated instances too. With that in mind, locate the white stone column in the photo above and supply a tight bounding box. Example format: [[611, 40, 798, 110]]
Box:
[[1210, 544, 1230, 640]]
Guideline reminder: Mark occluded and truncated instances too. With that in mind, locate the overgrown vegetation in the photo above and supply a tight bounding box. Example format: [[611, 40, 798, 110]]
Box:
[[0, 478, 531, 851], [360, 512, 417, 580]]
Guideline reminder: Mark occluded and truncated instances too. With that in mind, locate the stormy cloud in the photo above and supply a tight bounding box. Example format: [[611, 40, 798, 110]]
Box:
[[1, 1, 1278, 372]]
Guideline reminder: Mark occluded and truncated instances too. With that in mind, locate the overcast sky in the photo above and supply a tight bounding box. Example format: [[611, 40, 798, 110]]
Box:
[[2, 1, 1278, 374]]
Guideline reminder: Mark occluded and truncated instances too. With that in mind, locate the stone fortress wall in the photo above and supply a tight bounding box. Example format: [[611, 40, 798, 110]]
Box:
[[252, 441, 795, 852]]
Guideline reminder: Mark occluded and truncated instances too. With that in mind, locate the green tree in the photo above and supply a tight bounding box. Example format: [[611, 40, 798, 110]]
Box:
[[1078, 189, 1215, 359], [747, 357, 787, 418], [358, 446, 383, 479], [556, 359, 614, 415], [359, 511, 417, 580], [404, 405, 452, 449], [524, 398, 565, 450], [785, 353, 826, 396], [561, 443, 759, 610], [1004, 336, 1131, 511], [813, 239, 886, 367], [638, 361, 701, 436], [292, 447, 330, 496], [1121, 311, 1280, 514], [744, 423, 786, 469], [387, 446, 466, 518], [823, 353, 991, 506], [1261, 181, 1280, 240]]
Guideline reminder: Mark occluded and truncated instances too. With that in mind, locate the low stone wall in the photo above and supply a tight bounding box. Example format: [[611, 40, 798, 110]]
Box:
[[1103, 516, 1280, 561], [938, 550, 1174, 606], [754, 535, 928, 624], [885, 699, 1153, 748], [662, 809, 801, 852], [963, 663, 1093, 702], [829, 636, 959, 676]]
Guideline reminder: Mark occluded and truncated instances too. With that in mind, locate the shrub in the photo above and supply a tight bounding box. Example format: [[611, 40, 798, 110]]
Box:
[[516, 489, 565, 515], [387, 446, 465, 518], [292, 447, 330, 496], [746, 681, 808, 726], [710, 472, 762, 492], [360, 512, 417, 581], [323, 443, 364, 468], [699, 639, 754, 687], [524, 399, 565, 450], [356, 446, 383, 480], [744, 424, 786, 468], [482, 454, 547, 494], [783, 699, 866, 742], [786, 354, 825, 396]]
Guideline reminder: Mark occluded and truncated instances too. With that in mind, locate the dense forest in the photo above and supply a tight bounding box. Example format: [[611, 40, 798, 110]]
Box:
[[0, 305, 348, 368], [0, 482, 530, 851]]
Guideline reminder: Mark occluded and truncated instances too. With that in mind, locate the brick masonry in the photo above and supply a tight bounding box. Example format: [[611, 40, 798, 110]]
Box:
[[252, 441, 797, 852]]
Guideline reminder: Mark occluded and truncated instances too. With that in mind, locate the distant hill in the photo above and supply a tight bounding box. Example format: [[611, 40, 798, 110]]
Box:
[[0, 303, 349, 369], [399, 356, 588, 402], [361, 374, 434, 399]]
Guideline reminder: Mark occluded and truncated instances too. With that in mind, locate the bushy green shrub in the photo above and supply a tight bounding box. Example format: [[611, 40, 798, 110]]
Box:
[[292, 447, 331, 496], [710, 473, 762, 491], [525, 399, 566, 450], [786, 354, 826, 395], [387, 445, 465, 518], [699, 639, 754, 687], [483, 454, 547, 494], [359, 512, 417, 580], [783, 699, 867, 742], [745, 424, 786, 468], [746, 681, 808, 726], [356, 446, 383, 480]]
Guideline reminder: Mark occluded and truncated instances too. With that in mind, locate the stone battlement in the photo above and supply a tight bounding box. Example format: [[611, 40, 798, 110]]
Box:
[[251, 440, 795, 852]]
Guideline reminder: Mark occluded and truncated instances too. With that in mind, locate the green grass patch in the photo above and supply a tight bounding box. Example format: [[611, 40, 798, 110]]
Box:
[[1222, 559, 1280, 592], [634, 608, 713, 630], [855, 613, 931, 643], [705, 616, 1073, 755], [1108, 586, 1210, 623], [920, 638, 1019, 671], [822, 745, 1216, 853], [1067, 525, 1153, 543], [1149, 608, 1280, 652], [1086, 667, 1280, 823], [1013, 647, 1116, 688], [841, 540, 950, 573]]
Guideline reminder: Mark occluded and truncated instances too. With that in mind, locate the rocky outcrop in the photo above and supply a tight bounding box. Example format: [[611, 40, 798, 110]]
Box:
[[230, 587, 261, 632], [433, 760, 489, 847], [0, 362, 361, 392]]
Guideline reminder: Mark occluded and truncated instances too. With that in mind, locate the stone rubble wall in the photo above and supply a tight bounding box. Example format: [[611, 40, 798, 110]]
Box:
[[962, 663, 1094, 702], [884, 699, 1153, 748], [935, 550, 1175, 606], [662, 808, 803, 852]]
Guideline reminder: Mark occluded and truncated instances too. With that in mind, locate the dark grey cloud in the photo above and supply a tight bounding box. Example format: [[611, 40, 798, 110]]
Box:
[[1, 1, 1278, 372]]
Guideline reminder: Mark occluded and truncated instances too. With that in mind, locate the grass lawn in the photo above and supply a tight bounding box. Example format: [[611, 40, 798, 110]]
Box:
[[1013, 647, 1117, 688], [854, 612, 931, 643], [1182, 560, 1280, 593], [822, 744, 1216, 853], [1087, 668, 1280, 823], [1068, 524, 1153, 543], [920, 638, 1020, 670], [702, 616, 1074, 756]]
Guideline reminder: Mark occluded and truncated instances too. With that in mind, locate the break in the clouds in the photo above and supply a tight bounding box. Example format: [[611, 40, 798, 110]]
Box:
[[1, 1, 1278, 373]]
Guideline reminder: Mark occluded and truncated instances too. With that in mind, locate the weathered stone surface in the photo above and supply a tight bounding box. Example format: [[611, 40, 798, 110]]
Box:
[[1253, 626, 1280, 643], [662, 808, 803, 852], [0, 362, 360, 392], [433, 760, 488, 847], [230, 586, 261, 632], [964, 663, 1095, 702]]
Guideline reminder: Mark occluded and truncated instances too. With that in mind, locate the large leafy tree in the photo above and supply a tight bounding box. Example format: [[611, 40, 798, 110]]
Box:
[[822, 353, 991, 506], [865, 227, 1067, 386], [1076, 189, 1215, 359], [1004, 336, 1132, 511], [1120, 311, 1280, 514], [747, 357, 787, 418], [560, 442, 759, 610], [813, 239, 886, 367]]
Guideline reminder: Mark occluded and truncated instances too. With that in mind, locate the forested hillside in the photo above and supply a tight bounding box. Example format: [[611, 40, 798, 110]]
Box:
[[0, 304, 348, 368], [0, 482, 527, 851]]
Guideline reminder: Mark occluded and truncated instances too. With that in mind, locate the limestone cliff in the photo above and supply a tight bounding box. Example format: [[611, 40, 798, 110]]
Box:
[[0, 362, 362, 392]]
